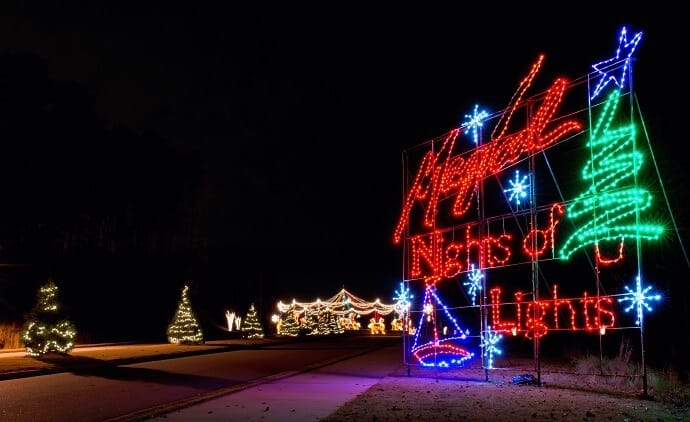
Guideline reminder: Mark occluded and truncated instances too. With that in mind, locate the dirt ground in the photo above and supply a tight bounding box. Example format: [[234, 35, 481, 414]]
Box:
[[322, 376, 687, 421], [322, 361, 690, 421]]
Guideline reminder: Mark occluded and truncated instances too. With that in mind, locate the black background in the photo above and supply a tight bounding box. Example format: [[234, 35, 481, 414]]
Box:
[[0, 4, 687, 373]]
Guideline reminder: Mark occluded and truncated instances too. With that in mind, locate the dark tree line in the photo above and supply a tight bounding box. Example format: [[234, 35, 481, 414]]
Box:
[[0, 50, 212, 341], [0, 51, 209, 264]]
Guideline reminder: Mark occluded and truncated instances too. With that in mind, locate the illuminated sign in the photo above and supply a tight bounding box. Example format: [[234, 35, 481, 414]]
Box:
[[393, 26, 664, 369]]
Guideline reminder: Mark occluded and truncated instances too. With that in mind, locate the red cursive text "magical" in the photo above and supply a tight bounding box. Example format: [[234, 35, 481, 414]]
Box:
[[394, 64, 582, 244]]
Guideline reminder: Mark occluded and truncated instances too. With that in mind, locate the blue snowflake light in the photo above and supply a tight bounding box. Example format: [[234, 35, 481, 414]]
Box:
[[462, 104, 489, 145], [590, 26, 643, 100], [480, 325, 502, 369], [504, 169, 529, 208], [463, 264, 484, 306], [617, 275, 661, 325], [393, 282, 413, 316]]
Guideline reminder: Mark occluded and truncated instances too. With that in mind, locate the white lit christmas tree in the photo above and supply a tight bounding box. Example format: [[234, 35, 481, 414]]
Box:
[[327, 310, 344, 334], [278, 305, 301, 336], [306, 302, 334, 335], [167, 284, 204, 344], [303, 311, 318, 335], [241, 303, 265, 339], [21, 280, 77, 357], [307, 311, 326, 335]]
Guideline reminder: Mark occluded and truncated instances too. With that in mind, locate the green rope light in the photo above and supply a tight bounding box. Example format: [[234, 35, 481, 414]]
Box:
[[559, 89, 663, 260]]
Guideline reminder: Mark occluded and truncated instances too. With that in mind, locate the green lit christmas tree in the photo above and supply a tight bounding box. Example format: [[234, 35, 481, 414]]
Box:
[[240, 303, 265, 339], [21, 280, 77, 357], [559, 89, 663, 261], [167, 284, 204, 344]]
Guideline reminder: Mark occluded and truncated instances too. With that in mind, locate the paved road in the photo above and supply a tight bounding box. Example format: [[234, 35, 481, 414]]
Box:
[[0, 335, 402, 421], [146, 340, 405, 421]]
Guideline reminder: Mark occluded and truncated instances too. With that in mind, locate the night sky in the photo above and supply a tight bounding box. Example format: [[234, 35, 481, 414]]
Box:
[[0, 5, 687, 348]]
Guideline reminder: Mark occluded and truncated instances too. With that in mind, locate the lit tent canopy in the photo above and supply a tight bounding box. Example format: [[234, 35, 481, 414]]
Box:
[[276, 287, 397, 317]]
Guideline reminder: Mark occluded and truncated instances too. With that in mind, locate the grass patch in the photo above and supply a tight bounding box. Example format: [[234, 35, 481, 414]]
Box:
[[648, 368, 690, 406], [571, 338, 690, 405], [0, 322, 22, 349]]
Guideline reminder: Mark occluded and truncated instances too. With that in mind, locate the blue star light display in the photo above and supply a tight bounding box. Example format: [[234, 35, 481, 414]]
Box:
[[463, 264, 484, 306], [393, 281, 413, 316], [480, 325, 502, 369], [462, 104, 489, 145], [617, 275, 661, 325], [504, 169, 529, 208], [590, 26, 643, 100]]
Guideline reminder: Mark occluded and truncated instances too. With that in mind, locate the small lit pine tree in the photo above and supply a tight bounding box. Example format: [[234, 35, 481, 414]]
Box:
[[306, 312, 322, 336], [21, 280, 77, 357], [327, 311, 343, 335], [240, 303, 264, 339], [302, 311, 317, 335], [278, 306, 301, 336], [315, 309, 330, 335], [167, 284, 204, 344]]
